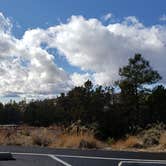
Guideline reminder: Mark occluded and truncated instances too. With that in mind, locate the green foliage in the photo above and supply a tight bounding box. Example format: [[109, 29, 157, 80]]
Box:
[[119, 54, 161, 86], [147, 85, 166, 123], [119, 54, 161, 106], [117, 54, 162, 129], [0, 54, 165, 140], [107, 137, 115, 145]]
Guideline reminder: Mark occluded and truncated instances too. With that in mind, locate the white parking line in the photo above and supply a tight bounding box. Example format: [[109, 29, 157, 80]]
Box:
[[118, 160, 166, 166], [54, 154, 166, 163], [49, 155, 72, 166], [5, 152, 166, 166], [11, 152, 72, 166]]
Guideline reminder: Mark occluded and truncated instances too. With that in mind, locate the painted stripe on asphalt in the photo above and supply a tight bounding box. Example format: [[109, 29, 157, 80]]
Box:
[[54, 154, 166, 163], [8, 152, 166, 164], [118, 160, 166, 166], [49, 155, 72, 166], [12, 152, 72, 166]]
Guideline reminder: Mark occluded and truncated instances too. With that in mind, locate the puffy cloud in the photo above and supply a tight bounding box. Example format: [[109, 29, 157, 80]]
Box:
[[160, 14, 166, 21], [71, 72, 91, 86], [42, 15, 166, 85], [0, 12, 166, 100], [0, 13, 71, 99], [102, 13, 113, 21], [93, 72, 114, 86], [0, 12, 12, 33]]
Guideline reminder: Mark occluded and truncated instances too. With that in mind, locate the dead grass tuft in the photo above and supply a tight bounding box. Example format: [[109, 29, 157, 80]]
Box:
[[52, 132, 102, 149], [31, 128, 55, 147], [160, 132, 166, 147], [112, 136, 142, 149]]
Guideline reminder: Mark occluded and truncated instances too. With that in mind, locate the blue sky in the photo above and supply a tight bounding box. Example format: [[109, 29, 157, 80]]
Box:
[[0, 0, 165, 102], [0, 0, 166, 36], [1, 0, 165, 73]]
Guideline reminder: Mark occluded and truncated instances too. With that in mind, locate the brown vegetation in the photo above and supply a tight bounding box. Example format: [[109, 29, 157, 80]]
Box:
[[111, 124, 166, 152], [52, 133, 102, 149], [0, 124, 165, 152], [111, 136, 142, 149], [0, 125, 102, 149]]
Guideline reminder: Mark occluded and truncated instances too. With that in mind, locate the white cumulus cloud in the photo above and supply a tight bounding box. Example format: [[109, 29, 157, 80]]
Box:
[[103, 13, 113, 21], [160, 14, 166, 21], [0, 13, 71, 99], [40, 15, 166, 85], [0, 13, 166, 100], [71, 72, 91, 87]]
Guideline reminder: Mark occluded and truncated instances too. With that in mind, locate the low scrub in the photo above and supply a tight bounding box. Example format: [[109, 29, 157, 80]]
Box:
[[31, 128, 54, 147], [140, 123, 165, 147], [159, 132, 166, 147], [112, 136, 141, 149], [52, 133, 102, 149], [0, 125, 102, 149]]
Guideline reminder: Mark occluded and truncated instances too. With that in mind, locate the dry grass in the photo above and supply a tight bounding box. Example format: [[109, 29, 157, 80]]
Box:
[[0, 126, 56, 147], [49, 121, 103, 149], [0, 125, 102, 149], [160, 132, 166, 146], [0, 128, 32, 146], [111, 124, 166, 151], [52, 133, 102, 149], [0, 124, 165, 151], [31, 128, 56, 147], [111, 136, 142, 150]]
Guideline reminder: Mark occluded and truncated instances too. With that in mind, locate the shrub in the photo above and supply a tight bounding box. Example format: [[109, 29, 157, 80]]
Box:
[[112, 136, 141, 149], [20, 129, 30, 136], [52, 131, 102, 149], [107, 137, 115, 145], [142, 127, 161, 146], [79, 139, 97, 149], [160, 132, 166, 146], [31, 128, 53, 147]]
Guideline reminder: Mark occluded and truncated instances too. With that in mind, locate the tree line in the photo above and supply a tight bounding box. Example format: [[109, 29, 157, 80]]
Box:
[[0, 54, 166, 139]]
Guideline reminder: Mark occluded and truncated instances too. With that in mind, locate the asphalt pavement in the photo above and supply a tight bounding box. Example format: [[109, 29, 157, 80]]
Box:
[[0, 146, 165, 166]]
